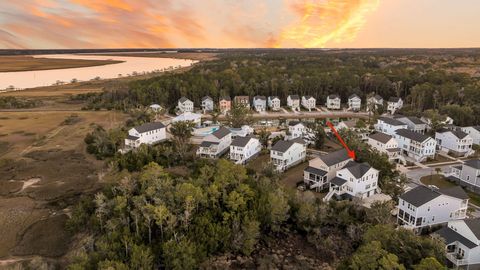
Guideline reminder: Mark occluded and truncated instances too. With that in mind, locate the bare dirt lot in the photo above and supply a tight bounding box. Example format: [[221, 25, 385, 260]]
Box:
[[0, 56, 122, 72]]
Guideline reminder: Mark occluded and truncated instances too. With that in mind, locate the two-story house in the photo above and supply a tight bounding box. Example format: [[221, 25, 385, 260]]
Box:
[[326, 94, 341, 110], [397, 185, 468, 231], [172, 112, 202, 127], [394, 129, 436, 162], [394, 116, 427, 134], [387, 97, 403, 114], [234, 96, 250, 109], [229, 136, 262, 164], [253, 96, 267, 112], [449, 159, 480, 191], [271, 138, 306, 171], [368, 132, 401, 163], [436, 129, 473, 157], [324, 161, 380, 202], [367, 94, 384, 112], [348, 94, 362, 111], [287, 95, 300, 111], [301, 96, 316, 111], [461, 126, 480, 145], [219, 96, 232, 113], [196, 127, 232, 158], [201, 96, 214, 113], [268, 96, 281, 111], [287, 121, 307, 140], [125, 122, 166, 149], [303, 149, 352, 191], [178, 97, 194, 113], [375, 117, 408, 136], [435, 218, 480, 268]]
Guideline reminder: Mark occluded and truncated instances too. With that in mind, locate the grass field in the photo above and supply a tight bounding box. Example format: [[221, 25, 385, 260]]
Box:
[[0, 56, 122, 72]]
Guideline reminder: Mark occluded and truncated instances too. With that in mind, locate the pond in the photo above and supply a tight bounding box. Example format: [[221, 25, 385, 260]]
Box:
[[0, 54, 196, 90]]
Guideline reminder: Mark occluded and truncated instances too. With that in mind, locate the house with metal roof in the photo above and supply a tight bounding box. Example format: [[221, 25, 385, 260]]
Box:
[[287, 95, 300, 111], [394, 115, 427, 134], [387, 97, 403, 114], [397, 185, 468, 231], [323, 161, 380, 202], [436, 128, 473, 157], [348, 94, 362, 111], [125, 122, 166, 149], [303, 149, 352, 191], [196, 126, 232, 158], [367, 132, 402, 163], [434, 218, 480, 267], [229, 136, 262, 164], [375, 116, 408, 136], [178, 97, 194, 113], [394, 128, 436, 162], [201, 96, 214, 113], [326, 94, 341, 110], [448, 159, 480, 192], [270, 138, 306, 171], [301, 95, 316, 111]]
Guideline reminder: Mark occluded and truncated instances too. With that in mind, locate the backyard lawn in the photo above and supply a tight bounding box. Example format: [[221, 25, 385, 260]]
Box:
[[420, 174, 480, 206]]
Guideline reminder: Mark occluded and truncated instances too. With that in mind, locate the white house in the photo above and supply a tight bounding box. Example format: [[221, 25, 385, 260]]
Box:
[[125, 122, 166, 149], [394, 129, 437, 162], [172, 112, 202, 127], [461, 126, 480, 145], [253, 96, 267, 112], [368, 132, 402, 163], [348, 94, 362, 111], [375, 117, 408, 136], [436, 129, 473, 157], [268, 96, 281, 111], [397, 185, 468, 231], [394, 116, 427, 134], [367, 94, 383, 112], [326, 94, 341, 110], [336, 120, 369, 141], [229, 136, 262, 164], [448, 159, 480, 191], [301, 96, 316, 111], [303, 149, 352, 191], [196, 127, 232, 158], [387, 97, 403, 114], [178, 97, 194, 113], [324, 161, 380, 202], [201, 96, 214, 113], [287, 95, 300, 111], [271, 138, 306, 171], [435, 218, 480, 268], [421, 115, 454, 130], [287, 121, 307, 140], [149, 104, 162, 112]]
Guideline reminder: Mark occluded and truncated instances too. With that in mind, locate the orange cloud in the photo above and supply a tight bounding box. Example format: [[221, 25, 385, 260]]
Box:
[[275, 0, 380, 48]]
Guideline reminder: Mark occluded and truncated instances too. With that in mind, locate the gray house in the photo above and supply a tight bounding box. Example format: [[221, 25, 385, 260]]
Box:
[[253, 96, 267, 112], [201, 96, 214, 112], [394, 116, 427, 134], [449, 159, 480, 192]]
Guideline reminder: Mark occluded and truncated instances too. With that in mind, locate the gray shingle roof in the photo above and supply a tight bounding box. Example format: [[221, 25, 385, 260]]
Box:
[[400, 185, 468, 207], [395, 129, 431, 143], [349, 94, 360, 99], [435, 227, 478, 249], [344, 161, 372, 178], [134, 122, 165, 133], [126, 135, 139, 140], [331, 177, 347, 186], [395, 116, 425, 125], [268, 96, 279, 100], [289, 95, 299, 100], [271, 138, 305, 152], [465, 218, 480, 240], [202, 96, 213, 101], [319, 149, 351, 167], [369, 132, 393, 144], [464, 159, 480, 170], [374, 94, 383, 100], [212, 126, 231, 139], [389, 97, 401, 102], [328, 94, 340, 99], [179, 97, 190, 103], [254, 95, 266, 100], [303, 95, 314, 100], [378, 116, 406, 126], [220, 96, 231, 101], [305, 166, 327, 176], [473, 126, 480, 132], [200, 141, 219, 148], [288, 120, 303, 127], [231, 136, 255, 147]]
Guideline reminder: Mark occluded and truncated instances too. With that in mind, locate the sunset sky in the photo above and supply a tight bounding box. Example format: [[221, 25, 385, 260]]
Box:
[[0, 0, 479, 49]]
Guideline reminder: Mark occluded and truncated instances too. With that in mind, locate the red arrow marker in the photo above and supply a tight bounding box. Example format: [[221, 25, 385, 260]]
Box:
[[326, 121, 356, 160]]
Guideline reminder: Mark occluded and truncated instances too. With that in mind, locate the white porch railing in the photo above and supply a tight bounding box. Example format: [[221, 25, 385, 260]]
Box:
[[323, 189, 336, 202], [446, 253, 469, 266]]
